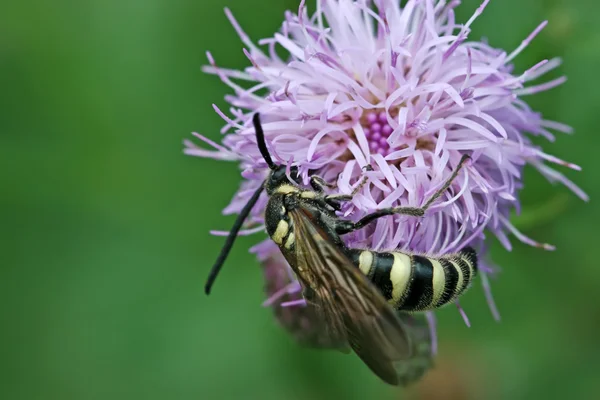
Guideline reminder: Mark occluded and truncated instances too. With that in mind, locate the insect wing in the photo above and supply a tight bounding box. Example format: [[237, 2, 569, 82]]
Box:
[[290, 207, 412, 385], [262, 255, 350, 351], [394, 312, 435, 386]]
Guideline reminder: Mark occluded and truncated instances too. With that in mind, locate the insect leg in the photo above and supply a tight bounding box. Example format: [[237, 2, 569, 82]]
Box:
[[323, 165, 374, 204], [310, 176, 337, 192], [335, 155, 470, 235], [421, 154, 471, 210], [335, 206, 424, 234]]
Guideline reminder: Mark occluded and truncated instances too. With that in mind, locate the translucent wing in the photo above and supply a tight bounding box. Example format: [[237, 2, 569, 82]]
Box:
[[395, 312, 435, 386], [262, 254, 349, 351], [289, 207, 412, 386]]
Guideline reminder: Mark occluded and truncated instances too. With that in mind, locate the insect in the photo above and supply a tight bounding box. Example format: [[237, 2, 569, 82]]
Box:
[[204, 113, 475, 385], [264, 254, 435, 385], [345, 247, 478, 312]]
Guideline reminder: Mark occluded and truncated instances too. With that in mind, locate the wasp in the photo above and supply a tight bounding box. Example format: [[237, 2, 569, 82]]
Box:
[[205, 113, 474, 385]]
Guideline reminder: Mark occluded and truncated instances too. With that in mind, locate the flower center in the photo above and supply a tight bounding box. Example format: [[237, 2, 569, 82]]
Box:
[[363, 111, 394, 156]]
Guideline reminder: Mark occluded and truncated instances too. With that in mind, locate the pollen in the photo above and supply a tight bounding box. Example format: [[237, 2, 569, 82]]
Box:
[[362, 111, 394, 156], [360, 110, 435, 158]]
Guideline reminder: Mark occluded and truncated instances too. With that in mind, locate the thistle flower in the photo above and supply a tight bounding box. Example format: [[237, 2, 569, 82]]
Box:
[[187, 0, 586, 345]]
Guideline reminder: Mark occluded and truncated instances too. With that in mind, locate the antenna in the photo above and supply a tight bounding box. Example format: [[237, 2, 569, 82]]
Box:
[[253, 113, 276, 170], [204, 113, 275, 295], [204, 184, 264, 295]]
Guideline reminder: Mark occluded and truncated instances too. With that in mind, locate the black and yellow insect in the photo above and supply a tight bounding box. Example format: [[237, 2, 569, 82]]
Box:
[[205, 113, 476, 385], [346, 247, 477, 312]]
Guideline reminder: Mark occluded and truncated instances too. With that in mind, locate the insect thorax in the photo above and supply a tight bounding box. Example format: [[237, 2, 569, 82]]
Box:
[[264, 184, 329, 249], [265, 192, 290, 240]]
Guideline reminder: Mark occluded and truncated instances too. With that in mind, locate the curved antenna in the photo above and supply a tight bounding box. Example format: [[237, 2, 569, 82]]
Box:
[[253, 113, 276, 170], [205, 184, 265, 295]]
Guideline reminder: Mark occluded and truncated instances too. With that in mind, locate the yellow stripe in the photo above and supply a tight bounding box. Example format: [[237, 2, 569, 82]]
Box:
[[300, 190, 316, 199], [464, 258, 475, 282], [389, 253, 411, 306], [272, 220, 289, 244], [284, 232, 295, 249], [450, 260, 464, 299], [459, 257, 474, 292], [275, 184, 299, 194], [430, 259, 445, 306], [358, 251, 373, 275]]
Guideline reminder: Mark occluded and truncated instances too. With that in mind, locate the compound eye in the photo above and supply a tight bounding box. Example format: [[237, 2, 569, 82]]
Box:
[[270, 166, 288, 183]]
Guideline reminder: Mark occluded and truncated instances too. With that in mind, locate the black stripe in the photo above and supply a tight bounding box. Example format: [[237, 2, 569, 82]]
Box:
[[459, 246, 478, 277], [401, 256, 434, 311], [370, 252, 395, 301], [346, 248, 368, 274], [437, 259, 458, 307], [281, 224, 293, 247], [454, 257, 471, 295]]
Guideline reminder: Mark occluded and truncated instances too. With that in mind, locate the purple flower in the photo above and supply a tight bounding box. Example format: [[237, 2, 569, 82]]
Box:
[[187, 0, 586, 345]]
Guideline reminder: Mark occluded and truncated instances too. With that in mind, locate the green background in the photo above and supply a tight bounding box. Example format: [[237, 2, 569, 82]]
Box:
[[1, 0, 598, 399]]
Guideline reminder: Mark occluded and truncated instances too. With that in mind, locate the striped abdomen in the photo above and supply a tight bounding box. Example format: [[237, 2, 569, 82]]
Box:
[[347, 247, 478, 312]]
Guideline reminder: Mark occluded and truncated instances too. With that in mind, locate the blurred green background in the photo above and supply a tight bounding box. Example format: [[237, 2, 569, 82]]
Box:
[[1, 0, 598, 399]]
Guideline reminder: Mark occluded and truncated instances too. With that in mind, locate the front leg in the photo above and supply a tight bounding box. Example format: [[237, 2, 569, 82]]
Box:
[[322, 165, 374, 209], [335, 206, 425, 235], [334, 155, 470, 235], [308, 175, 351, 212], [310, 175, 337, 193]]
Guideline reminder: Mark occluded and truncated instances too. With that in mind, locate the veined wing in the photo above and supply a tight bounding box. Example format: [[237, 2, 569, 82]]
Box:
[[395, 312, 435, 386], [290, 206, 412, 386], [262, 255, 350, 351]]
